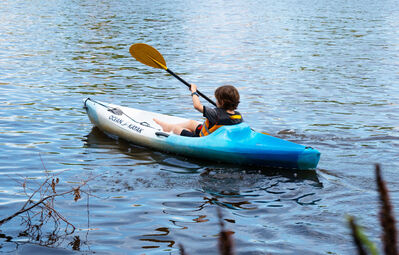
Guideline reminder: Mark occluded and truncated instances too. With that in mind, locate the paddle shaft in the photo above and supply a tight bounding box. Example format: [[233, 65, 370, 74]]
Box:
[[165, 68, 217, 107]]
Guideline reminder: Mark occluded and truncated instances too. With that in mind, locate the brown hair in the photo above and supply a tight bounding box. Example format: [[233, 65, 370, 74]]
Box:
[[214, 85, 240, 110]]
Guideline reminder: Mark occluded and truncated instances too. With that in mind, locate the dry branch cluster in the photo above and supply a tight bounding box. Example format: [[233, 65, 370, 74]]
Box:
[[0, 170, 93, 246]]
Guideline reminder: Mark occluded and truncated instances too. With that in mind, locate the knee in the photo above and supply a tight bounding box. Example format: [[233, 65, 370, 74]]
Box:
[[189, 120, 198, 126], [172, 126, 183, 135]]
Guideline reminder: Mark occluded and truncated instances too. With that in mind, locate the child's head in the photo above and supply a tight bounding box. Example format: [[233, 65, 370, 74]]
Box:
[[215, 85, 240, 110]]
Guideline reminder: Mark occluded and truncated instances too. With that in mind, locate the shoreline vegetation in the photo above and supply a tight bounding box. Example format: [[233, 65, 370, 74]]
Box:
[[347, 164, 398, 255], [0, 155, 98, 248], [0, 164, 397, 254]]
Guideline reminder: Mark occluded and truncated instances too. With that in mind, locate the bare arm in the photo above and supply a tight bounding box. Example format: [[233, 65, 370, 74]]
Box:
[[190, 84, 204, 113]]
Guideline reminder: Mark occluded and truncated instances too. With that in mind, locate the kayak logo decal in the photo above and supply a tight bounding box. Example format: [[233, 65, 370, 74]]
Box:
[[109, 115, 124, 125], [109, 115, 144, 134]]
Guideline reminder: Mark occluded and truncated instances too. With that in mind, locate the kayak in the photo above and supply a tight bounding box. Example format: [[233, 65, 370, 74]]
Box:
[[83, 98, 320, 170]]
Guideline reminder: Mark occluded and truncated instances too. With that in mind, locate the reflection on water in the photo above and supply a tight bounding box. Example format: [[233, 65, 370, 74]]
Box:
[[1, 0, 399, 254]]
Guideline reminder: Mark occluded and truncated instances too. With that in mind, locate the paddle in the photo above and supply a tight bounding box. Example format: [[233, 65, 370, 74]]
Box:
[[129, 43, 270, 135], [129, 43, 217, 107]]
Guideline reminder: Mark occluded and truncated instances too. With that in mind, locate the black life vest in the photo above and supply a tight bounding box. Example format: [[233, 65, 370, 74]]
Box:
[[199, 109, 243, 137]]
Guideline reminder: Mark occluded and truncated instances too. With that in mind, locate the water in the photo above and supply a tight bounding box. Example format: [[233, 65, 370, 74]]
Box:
[[1, 0, 399, 254]]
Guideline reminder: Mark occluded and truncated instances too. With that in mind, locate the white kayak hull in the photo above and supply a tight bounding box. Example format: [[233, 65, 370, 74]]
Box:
[[84, 98, 320, 170]]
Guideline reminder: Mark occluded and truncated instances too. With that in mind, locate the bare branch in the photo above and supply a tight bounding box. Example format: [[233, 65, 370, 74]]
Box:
[[375, 164, 398, 255]]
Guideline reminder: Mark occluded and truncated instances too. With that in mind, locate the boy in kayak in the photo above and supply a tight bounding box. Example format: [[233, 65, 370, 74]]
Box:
[[154, 84, 243, 137]]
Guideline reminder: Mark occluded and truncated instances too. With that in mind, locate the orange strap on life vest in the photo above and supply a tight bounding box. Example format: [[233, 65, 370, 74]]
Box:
[[199, 114, 242, 137]]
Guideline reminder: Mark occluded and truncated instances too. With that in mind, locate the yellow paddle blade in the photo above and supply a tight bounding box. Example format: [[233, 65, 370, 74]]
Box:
[[129, 43, 167, 70]]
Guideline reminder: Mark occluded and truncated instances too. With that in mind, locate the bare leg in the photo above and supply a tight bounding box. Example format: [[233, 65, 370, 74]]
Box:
[[154, 118, 200, 135], [171, 119, 201, 135], [153, 118, 173, 132]]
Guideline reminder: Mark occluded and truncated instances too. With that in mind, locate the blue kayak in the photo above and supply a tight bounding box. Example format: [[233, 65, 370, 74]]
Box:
[[84, 98, 320, 170]]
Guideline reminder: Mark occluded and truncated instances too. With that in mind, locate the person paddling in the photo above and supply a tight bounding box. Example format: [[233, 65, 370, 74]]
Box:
[[154, 84, 243, 137]]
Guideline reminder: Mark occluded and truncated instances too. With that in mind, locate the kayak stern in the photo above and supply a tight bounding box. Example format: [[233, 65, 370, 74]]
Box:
[[297, 147, 321, 170]]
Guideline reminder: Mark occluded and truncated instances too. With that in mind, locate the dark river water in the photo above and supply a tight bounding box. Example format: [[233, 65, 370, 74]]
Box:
[[1, 0, 399, 254]]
